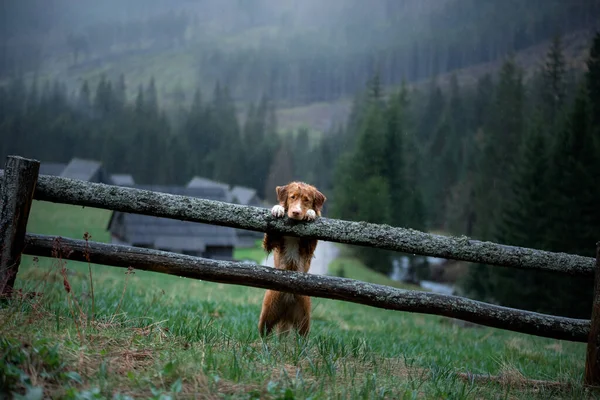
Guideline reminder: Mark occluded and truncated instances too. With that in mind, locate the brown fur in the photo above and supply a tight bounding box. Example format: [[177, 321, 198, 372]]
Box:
[[258, 181, 326, 338]]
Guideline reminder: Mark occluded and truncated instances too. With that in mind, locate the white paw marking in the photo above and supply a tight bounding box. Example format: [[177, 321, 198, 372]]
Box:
[[306, 209, 316, 221], [271, 204, 285, 218]]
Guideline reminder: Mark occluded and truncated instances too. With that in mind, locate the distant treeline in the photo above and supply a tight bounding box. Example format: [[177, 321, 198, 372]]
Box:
[[0, 68, 331, 203], [2, 0, 599, 105], [328, 33, 600, 319], [0, 74, 284, 201]]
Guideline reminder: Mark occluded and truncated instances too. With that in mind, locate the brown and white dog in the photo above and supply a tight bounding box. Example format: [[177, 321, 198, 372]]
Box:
[[258, 181, 326, 337]]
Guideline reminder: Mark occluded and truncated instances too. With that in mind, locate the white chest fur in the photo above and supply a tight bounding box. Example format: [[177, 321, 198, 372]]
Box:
[[281, 236, 303, 270]]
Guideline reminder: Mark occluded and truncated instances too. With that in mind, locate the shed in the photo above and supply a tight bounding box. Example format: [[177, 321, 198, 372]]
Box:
[[111, 174, 135, 186], [107, 185, 238, 261], [61, 158, 111, 183], [39, 162, 67, 176], [229, 185, 264, 247]]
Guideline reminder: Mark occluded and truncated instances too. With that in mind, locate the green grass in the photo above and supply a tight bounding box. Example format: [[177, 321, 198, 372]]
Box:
[[1, 202, 595, 399], [233, 240, 266, 264], [328, 255, 421, 291]]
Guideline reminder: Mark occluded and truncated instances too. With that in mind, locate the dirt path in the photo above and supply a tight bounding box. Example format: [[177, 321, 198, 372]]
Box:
[[261, 240, 339, 275]]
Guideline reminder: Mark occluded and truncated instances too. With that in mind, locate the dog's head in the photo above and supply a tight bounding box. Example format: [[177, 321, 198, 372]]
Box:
[[276, 181, 326, 221]]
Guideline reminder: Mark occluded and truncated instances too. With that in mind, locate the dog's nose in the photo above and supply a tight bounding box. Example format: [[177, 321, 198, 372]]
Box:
[[292, 210, 301, 217]]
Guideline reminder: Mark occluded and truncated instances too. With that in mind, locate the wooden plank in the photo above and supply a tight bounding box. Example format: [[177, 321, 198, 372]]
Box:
[[0, 156, 40, 298], [585, 241, 600, 386], [23, 233, 590, 342]]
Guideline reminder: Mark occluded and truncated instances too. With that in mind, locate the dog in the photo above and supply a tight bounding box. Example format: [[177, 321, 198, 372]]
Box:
[[258, 181, 326, 338]]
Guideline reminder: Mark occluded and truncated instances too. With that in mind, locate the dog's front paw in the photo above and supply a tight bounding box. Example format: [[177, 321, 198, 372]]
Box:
[[271, 205, 285, 218], [305, 209, 317, 221]]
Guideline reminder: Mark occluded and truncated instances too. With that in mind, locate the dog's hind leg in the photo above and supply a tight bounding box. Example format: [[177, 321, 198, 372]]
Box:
[[292, 295, 311, 337], [258, 290, 283, 338]]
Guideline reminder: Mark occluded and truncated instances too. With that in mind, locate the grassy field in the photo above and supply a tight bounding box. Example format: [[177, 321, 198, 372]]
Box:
[[233, 240, 265, 265], [0, 201, 595, 399]]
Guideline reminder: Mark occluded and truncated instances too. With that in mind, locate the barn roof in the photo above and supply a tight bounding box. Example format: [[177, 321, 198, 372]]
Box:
[[60, 158, 102, 181], [39, 162, 67, 176], [230, 185, 259, 206], [107, 184, 238, 251], [110, 174, 135, 186]]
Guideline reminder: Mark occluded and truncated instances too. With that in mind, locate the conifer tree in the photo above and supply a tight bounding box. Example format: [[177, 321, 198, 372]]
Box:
[[145, 76, 159, 116], [115, 73, 127, 111], [383, 86, 408, 228], [292, 127, 312, 182], [79, 80, 92, 112], [486, 113, 554, 312], [474, 57, 524, 240], [541, 84, 595, 318]]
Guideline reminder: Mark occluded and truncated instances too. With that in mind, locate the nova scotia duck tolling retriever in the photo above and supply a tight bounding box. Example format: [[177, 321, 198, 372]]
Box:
[[258, 181, 327, 338]]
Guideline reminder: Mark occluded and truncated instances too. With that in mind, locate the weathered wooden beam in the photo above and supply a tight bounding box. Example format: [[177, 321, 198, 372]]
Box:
[[23, 233, 590, 342], [585, 242, 600, 385], [0, 156, 40, 298], [18, 174, 594, 277]]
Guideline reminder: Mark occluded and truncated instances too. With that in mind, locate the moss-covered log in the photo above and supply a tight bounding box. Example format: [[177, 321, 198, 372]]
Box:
[[23, 233, 590, 342]]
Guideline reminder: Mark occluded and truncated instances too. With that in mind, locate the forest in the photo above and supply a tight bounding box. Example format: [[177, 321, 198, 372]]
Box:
[[2, 0, 600, 105], [1, 0, 600, 320]]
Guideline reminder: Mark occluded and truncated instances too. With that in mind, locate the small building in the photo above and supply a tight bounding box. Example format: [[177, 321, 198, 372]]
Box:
[[39, 162, 67, 176], [230, 185, 263, 207], [61, 158, 112, 184], [187, 176, 232, 201], [230, 185, 265, 247], [110, 174, 135, 186], [107, 185, 238, 260]]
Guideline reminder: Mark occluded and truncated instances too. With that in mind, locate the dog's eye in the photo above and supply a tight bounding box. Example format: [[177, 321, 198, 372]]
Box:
[[290, 195, 296, 199]]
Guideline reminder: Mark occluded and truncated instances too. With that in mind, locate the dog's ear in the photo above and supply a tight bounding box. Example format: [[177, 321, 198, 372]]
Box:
[[313, 189, 327, 214], [276, 185, 288, 206]]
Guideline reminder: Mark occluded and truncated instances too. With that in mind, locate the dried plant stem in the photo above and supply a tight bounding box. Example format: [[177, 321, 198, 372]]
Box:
[[112, 266, 134, 321], [84, 232, 95, 326]]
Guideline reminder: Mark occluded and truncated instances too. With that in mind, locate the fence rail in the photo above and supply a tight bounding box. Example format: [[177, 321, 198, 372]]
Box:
[[1, 171, 594, 277], [23, 233, 591, 343], [1, 156, 599, 385]]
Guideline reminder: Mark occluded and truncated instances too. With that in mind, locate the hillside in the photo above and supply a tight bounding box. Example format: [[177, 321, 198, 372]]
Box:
[[4, 0, 598, 133], [278, 29, 595, 133], [31, 28, 595, 135]]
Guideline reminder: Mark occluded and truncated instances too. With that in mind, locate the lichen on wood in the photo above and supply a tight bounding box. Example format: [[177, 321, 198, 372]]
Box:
[[24, 233, 591, 343], [27, 174, 595, 277]]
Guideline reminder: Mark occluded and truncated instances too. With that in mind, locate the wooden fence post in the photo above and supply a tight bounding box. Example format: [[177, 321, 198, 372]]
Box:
[[0, 156, 40, 299], [585, 241, 600, 386]]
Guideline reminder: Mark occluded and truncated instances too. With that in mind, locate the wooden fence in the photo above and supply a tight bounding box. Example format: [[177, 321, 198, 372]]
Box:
[[1, 155, 599, 386]]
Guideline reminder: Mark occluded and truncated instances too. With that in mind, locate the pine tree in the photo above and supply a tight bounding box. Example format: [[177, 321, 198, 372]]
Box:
[[292, 127, 312, 181], [541, 35, 567, 122], [264, 136, 295, 204], [145, 76, 159, 116], [486, 113, 555, 312], [79, 80, 92, 112], [588, 32, 600, 128], [210, 83, 244, 185], [382, 85, 408, 228], [94, 75, 114, 116], [332, 86, 392, 273], [463, 59, 525, 302], [115, 74, 127, 111], [134, 84, 145, 115], [474, 57, 524, 240], [541, 84, 595, 318]]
